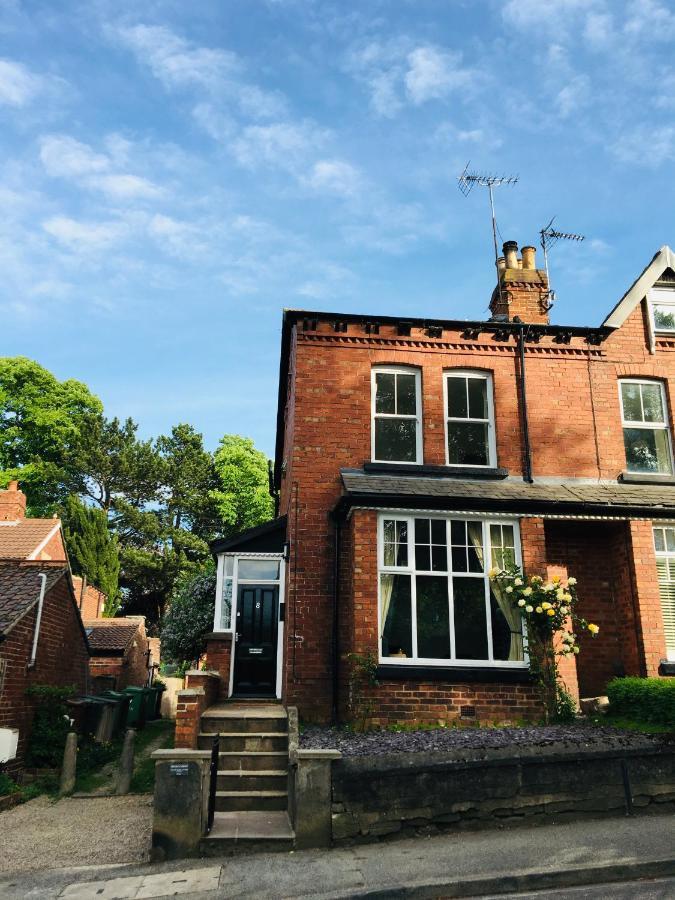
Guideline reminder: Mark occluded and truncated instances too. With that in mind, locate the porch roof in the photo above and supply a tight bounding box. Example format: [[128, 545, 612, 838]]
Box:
[[335, 469, 675, 521], [210, 516, 287, 555]]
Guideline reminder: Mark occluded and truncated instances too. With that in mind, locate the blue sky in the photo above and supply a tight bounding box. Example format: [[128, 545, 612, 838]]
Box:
[[2, 0, 675, 456]]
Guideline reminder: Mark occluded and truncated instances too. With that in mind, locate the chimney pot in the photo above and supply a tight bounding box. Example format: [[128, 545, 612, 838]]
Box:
[[496, 256, 506, 273], [8, 481, 18, 491], [521, 246, 536, 270], [503, 240, 519, 269]]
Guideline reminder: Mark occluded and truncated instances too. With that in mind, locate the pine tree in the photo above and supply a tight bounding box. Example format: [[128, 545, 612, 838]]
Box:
[[62, 495, 121, 616]]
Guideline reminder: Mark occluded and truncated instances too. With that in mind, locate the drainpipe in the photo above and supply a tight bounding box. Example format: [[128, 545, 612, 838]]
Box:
[[268, 460, 280, 518], [332, 518, 341, 725], [28, 573, 47, 668], [515, 320, 534, 484]]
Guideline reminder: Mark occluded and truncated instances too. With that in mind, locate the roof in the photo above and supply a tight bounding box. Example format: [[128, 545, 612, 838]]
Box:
[[603, 245, 675, 328], [0, 519, 61, 560], [210, 516, 287, 555], [335, 469, 675, 521], [0, 563, 68, 635], [83, 619, 140, 655]]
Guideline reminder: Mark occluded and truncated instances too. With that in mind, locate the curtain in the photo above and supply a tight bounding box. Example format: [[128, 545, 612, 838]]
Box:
[[468, 525, 522, 661], [380, 574, 394, 650]]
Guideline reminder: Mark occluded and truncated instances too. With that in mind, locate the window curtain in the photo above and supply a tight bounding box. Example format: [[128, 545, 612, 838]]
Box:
[[380, 574, 394, 649], [468, 527, 522, 661]]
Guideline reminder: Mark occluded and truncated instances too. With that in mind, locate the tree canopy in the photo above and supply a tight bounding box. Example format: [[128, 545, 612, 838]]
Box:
[[160, 567, 217, 666], [0, 356, 275, 625]]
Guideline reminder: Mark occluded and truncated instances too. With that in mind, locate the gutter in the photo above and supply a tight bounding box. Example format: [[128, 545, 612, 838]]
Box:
[[28, 572, 47, 668]]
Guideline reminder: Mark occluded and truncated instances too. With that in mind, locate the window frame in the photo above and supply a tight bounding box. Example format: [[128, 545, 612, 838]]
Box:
[[443, 370, 497, 469], [371, 365, 423, 465], [376, 512, 527, 668], [648, 287, 675, 335], [652, 523, 675, 661], [618, 378, 674, 475]]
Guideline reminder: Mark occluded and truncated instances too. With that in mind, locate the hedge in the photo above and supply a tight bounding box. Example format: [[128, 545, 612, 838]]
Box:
[[606, 677, 675, 728]]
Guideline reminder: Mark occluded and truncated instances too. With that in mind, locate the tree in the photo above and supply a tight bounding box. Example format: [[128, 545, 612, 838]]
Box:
[[0, 357, 102, 514], [61, 495, 121, 616], [212, 435, 274, 535], [160, 566, 217, 666]]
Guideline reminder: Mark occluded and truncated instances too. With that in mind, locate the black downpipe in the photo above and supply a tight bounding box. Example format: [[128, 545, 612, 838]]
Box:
[[517, 323, 534, 484], [332, 518, 341, 725], [268, 460, 280, 517]]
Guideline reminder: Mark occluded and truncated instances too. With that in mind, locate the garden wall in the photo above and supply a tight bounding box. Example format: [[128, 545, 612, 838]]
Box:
[[331, 745, 675, 843]]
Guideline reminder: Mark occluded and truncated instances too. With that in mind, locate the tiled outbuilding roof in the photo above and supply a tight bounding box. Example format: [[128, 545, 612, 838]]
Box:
[[83, 620, 140, 655], [0, 563, 68, 635], [0, 519, 61, 560], [337, 470, 675, 520]]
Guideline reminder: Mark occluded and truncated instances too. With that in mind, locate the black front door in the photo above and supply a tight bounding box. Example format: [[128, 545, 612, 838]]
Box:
[[233, 584, 279, 696]]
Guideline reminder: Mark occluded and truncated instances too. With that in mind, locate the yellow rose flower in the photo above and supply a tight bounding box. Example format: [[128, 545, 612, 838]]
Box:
[[547, 608, 555, 617], [567, 577, 577, 586], [522, 587, 533, 596], [535, 606, 543, 614], [552, 575, 561, 584], [488, 567, 499, 579], [588, 623, 600, 635], [541, 601, 551, 610]]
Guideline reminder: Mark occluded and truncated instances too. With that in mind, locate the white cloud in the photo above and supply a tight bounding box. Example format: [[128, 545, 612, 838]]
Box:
[[503, 0, 599, 31], [612, 125, 675, 166], [230, 121, 328, 171], [42, 216, 125, 249], [303, 159, 361, 196], [40, 135, 109, 177], [0, 58, 46, 107], [625, 0, 675, 41], [39, 133, 163, 200], [405, 46, 472, 104], [555, 74, 590, 118]]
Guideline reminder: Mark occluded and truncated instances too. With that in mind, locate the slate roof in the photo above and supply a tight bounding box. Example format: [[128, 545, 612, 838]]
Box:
[[337, 470, 675, 519], [0, 563, 68, 635], [0, 519, 60, 560], [83, 620, 140, 655], [210, 516, 287, 555]]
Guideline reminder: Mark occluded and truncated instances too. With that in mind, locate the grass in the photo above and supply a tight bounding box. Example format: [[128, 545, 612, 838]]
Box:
[[595, 714, 674, 735], [129, 719, 174, 794]]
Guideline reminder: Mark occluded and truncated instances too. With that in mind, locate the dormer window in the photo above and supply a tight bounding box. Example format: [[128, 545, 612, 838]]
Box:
[[371, 367, 422, 464], [649, 286, 675, 333]]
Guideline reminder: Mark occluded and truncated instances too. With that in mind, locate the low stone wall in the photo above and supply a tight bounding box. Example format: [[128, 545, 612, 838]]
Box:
[[331, 745, 675, 844]]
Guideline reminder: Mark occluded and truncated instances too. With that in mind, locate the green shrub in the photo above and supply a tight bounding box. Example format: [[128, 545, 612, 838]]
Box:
[[25, 684, 76, 768], [606, 677, 675, 728], [0, 772, 21, 796]]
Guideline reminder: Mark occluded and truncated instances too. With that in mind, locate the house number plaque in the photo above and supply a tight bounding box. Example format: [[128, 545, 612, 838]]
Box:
[[169, 762, 189, 776]]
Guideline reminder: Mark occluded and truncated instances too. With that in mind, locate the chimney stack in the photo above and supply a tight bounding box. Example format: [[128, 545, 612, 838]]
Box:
[[0, 481, 27, 521], [489, 239, 550, 325]]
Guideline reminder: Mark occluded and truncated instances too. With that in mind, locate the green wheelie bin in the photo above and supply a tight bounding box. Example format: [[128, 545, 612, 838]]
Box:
[[123, 686, 147, 728]]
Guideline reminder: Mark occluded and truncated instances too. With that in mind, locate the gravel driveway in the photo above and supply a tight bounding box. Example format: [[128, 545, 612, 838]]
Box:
[[0, 794, 152, 874], [300, 723, 672, 757]]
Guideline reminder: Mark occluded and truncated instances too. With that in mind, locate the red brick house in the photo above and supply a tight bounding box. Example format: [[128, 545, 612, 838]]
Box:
[[200, 242, 675, 727], [0, 563, 90, 775], [84, 616, 153, 692]]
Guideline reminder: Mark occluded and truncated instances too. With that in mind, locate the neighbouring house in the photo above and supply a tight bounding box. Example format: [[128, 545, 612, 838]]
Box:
[[72, 575, 106, 619], [84, 616, 154, 692], [0, 562, 90, 775], [0, 481, 67, 563], [184, 243, 675, 736]]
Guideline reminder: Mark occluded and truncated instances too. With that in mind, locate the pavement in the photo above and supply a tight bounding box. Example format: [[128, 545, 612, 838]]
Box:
[[0, 812, 673, 899]]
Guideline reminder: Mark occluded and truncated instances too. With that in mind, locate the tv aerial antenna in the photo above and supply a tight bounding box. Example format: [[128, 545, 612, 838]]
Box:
[[458, 163, 519, 269], [539, 218, 585, 309]]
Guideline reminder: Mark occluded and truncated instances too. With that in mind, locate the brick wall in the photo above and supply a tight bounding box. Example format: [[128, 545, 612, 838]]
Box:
[[0, 575, 90, 775], [276, 297, 675, 721], [205, 635, 232, 699], [72, 576, 106, 619], [33, 526, 66, 562]]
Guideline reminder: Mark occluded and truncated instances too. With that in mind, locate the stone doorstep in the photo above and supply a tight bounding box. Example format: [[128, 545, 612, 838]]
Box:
[[205, 810, 294, 842], [203, 702, 287, 718]]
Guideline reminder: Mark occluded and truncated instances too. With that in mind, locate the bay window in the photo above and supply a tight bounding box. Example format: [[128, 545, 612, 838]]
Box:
[[371, 366, 422, 464], [619, 379, 673, 474], [378, 513, 525, 666], [653, 524, 675, 660], [444, 371, 496, 467]]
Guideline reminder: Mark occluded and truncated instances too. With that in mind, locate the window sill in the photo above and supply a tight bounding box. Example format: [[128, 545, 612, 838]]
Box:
[[376, 664, 533, 684], [618, 471, 675, 485], [364, 462, 508, 480]]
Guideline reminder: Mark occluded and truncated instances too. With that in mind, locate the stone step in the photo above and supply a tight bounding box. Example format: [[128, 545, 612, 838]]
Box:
[[198, 732, 288, 753], [201, 715, 288, 735], [217, 770, 287, 792], [215, 789, 287, 812], [217, 751, 288, 772], [200, 811, 294, 856]]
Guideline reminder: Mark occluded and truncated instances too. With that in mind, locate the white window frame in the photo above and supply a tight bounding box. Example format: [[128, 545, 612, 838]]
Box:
[[443, 370, 497, 468], [214, 552, 286, 700], [652, 524, 675, 661], [648, 287, 675, 335], [377, 512, 527, 668], [371, 366, 423, 465], [618, 378, 674, 475]]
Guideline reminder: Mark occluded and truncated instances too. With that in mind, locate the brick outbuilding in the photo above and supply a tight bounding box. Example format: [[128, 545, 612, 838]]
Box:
[[84, 616, 153, 691], [194, 242, 675, 732]]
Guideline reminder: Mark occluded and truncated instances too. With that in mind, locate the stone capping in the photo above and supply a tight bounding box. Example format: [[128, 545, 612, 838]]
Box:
[[297, 749, 342, 760], [185, 669, 220, 678], [151, 749, 212, 760], [205, 632, 234, 642], [176, 687, 205, 698]]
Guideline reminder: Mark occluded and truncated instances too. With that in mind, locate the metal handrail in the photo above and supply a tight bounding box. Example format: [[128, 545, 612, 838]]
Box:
[[206, 735, 219, 834]]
